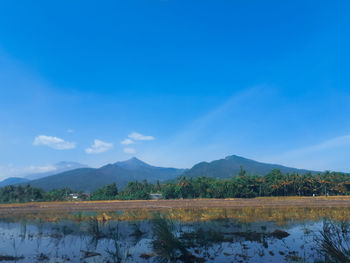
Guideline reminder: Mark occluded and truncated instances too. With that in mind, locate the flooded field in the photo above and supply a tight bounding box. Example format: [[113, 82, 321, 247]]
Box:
[[0, 207, 350, 262]]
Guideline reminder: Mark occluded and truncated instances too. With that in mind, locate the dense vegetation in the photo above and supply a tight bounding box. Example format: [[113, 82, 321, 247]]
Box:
[[90, 183, 119, 200], [162, 169, 350, 199], [0, 185, 44, 203], [0, 185, 77, 203], [1, 169, 350, 203]]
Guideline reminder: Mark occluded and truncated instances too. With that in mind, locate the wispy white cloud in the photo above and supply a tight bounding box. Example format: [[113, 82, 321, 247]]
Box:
[[123, 147, 136, 154], [258, 134, 350, 172], [281, 134, 350, 157], [85, 139, 113, 154], [128, 132, 155, 141], [120, 138, 135, 145], [0, 164, 57, 180], [67, 129, 74, 133], [27, 165, 57, 173], [139, 87, 262, 168], [33, 135, 76, 150]]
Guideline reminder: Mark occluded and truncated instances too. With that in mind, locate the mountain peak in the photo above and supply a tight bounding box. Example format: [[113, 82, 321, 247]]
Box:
[[226, 155, 249, 160], [114, 157, 151, 170], [28, 157, 185, 192], [129, 157, 142, 162]]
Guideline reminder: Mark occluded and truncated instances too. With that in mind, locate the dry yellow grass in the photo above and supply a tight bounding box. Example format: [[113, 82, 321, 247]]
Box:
[[1, 205, 350, 224], [1, 196, 350, 220]]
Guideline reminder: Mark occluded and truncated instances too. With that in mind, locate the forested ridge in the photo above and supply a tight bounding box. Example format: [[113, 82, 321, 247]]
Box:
[[14, 156, 314, 192], [1, 169, 350, 203]]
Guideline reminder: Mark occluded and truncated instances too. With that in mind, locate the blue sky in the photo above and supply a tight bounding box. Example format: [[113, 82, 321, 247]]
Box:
[[1, 1, 350, 178]]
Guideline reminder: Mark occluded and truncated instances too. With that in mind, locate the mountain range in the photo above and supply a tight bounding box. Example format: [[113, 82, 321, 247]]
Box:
[[0, 177, 30, 188], [0, 162, 88, 187], [25, 157, 185, 192], [25, 161, 88, 180], [0, 155, 318, 192]]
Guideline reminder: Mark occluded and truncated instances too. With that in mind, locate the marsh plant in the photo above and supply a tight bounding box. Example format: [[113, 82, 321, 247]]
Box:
[[179, 222, 224, 259], [315, 219, 350, 263], [88, 216, 104, 239], [105, 223, 125, 263], [152, 217, 183, 263], [87, 215, 107, 249], [152, 217, 197, 263], [130, 222, 145, 245]]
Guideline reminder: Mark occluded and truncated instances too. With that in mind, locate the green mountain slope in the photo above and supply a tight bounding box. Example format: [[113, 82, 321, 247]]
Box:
[[0, 177, 30, 187], [25, 161, 88, 180], [27, 158, 185, 192], [183, 155, 317, 179]]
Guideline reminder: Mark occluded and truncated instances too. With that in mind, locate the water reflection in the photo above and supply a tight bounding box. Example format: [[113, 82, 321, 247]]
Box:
[[0, 209, 349, 262]]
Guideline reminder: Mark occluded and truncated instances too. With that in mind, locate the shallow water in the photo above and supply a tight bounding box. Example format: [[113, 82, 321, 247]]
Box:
[[0, 208, 348, 262]]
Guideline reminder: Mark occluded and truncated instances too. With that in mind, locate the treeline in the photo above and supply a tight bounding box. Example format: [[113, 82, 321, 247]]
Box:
[[93, 169, 350, 199], [161, 170, 350, 199], [1, 169, 350, 203], [90, 181, 155, 200], [0, 185, 88, 203], [0, 181, 154, 203]]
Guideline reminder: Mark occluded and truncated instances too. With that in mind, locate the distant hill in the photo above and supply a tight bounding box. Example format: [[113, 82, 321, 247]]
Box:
[[0, 177, 30, 187], [183, 155, 317, 179], [0, 161, 88, 188], [25, 161, 88, 180], [27, 158, 186, 192]]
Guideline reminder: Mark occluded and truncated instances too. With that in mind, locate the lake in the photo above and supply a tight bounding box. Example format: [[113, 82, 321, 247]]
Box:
[[0, 207, 349, 262]]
